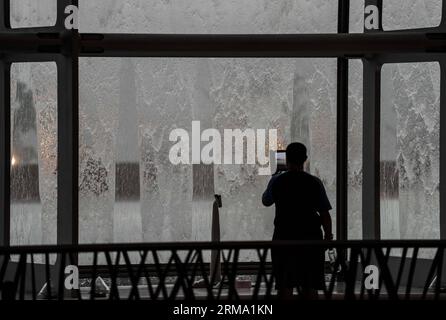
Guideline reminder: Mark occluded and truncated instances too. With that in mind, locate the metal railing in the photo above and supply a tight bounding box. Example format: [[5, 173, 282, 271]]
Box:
[[0, 240, 445, 301]]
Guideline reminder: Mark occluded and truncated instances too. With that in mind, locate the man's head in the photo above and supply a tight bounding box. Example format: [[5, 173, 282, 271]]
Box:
[[286, 142, 307, 170]]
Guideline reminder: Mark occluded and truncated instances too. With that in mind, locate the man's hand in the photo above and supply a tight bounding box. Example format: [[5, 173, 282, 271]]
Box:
[[324, 233, 334, 251], [320, 211, 333, 242], [324, 233, 334, 241]]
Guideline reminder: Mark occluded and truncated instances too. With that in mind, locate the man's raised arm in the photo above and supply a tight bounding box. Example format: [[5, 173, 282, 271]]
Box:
[[262, 175, 278, 207]]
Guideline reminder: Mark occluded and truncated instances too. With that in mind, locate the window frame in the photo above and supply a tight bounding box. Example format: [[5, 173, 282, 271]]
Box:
[[1, 0, 446, 246]]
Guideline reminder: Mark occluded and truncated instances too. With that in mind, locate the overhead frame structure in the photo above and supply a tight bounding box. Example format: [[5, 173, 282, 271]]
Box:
[[0, 0, 446, 246]]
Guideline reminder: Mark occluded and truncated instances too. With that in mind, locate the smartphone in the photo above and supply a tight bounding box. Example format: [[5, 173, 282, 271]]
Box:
[[275, 150, 287, 173]]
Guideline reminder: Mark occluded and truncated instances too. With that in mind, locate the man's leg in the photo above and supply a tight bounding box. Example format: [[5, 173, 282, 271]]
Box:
[[300, 287, 319, 300], [278, 287, 294, 300]]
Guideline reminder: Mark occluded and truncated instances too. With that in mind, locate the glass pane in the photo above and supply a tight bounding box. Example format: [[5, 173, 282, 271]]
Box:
[[383, 0, 442, 30], [10, 62, 57, 246], [10, 0, 57, 28], [79, 58, 337, 256], [79, 0, 337, 33], [349, 0, 365, 33], [348, 60, 363, 239], [380, 62, 440, 240]]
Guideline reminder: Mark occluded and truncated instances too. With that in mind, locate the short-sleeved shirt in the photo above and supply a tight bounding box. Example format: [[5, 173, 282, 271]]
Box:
[[262, 171, 332, 240]]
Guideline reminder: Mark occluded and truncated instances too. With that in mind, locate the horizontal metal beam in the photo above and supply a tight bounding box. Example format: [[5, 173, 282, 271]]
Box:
[[78, 262, 273, 277], [76, 33, 446, 57], [3, 240, 446, 254], [1, 32, 446, 57]]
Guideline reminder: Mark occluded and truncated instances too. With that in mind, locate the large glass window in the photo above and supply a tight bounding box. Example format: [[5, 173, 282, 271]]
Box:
[[380, 62, 440, 240], [79, 58, 337, 250], [5, 0, 446, 251], [10, 62, 57, 246], [78, 0, 337, 34], [348, 60, 363, 239]]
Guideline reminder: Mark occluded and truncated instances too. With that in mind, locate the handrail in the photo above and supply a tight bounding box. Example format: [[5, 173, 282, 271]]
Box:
[[1, 240, 446, 253], [0, 240, 445, 301]]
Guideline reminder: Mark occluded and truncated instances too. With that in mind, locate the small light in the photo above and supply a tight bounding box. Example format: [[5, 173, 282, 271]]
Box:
[[11, 156, 16, 166]]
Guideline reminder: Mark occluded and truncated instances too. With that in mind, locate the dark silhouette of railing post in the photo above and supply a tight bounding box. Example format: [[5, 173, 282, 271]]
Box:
[[210, 194, 222, 283]]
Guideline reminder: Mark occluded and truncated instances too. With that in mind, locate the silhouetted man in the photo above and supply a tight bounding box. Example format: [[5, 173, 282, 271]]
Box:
[[262, 142, 333, 299]]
